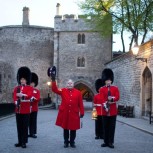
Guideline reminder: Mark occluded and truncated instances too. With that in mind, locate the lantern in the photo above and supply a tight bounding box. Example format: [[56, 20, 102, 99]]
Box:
[[91, 107, 97, 120]]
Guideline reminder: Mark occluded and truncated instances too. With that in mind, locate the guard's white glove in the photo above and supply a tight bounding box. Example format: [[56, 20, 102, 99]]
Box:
[[30, 96, 37, 102], [108, 96, 112, 101], [103, 102, 109, 112], [15, 101, 18, 105], [108, 96, 115, 104], [16, 93, 27, 98]]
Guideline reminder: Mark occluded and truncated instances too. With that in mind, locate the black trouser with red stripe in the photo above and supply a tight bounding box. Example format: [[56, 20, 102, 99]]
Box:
[[29, 111, 38, 135], [63, 129, 76, 144], [102, 115, 117, 145], [16, 113, 30, 144]]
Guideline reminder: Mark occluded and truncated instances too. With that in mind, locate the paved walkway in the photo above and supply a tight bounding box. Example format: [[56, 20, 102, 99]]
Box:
[[1, 103, 153, 136], [0, 104, 153, 153], [83, 102, 153, 135], [117, 115, 153, 135]]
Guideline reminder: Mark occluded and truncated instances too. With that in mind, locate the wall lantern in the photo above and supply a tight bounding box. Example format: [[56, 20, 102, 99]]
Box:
[[132, 44, 147, 63], [47, 81, 51, 86]]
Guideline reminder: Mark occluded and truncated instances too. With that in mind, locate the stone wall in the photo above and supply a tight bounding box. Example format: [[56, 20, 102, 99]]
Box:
[[0, 25, 54, 102], [54, 15, 112, 93], [106, 40, 153, 117], [0, 61, 13, 103], [0, 14, 112, 103], [54, 15, 93, 32]]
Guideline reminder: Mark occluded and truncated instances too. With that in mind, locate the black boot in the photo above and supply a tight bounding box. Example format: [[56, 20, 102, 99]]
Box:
[[21, 143, 26, 148], [108, 143, 114, 148], [14, 143, 21, 147], [101, 143, 108, 147], [64, 142, 69, 148], [31, 134, 37, 138], [95, 136, 100, 139], [70, 142, 76, 148]]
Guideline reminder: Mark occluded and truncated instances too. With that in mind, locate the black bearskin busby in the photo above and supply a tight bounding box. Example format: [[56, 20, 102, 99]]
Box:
[[17, 66, 31, 85], [95, 79, 105, 93], [101, 68, 114, 84], [31, 72, 38, 87], [47, 66, 56, 77]]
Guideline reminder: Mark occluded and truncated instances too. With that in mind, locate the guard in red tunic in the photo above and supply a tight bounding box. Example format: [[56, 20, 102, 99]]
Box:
[[100, 68, 120, 149], [13, 67, 33, 148], [93, 79, 105, 139], [28, 72, 40, 138], [48, 66, 84, 148]]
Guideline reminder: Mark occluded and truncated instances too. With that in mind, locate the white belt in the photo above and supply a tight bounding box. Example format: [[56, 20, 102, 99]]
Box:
[[94, 104, 102, 106], [20, 100, 31, 102]]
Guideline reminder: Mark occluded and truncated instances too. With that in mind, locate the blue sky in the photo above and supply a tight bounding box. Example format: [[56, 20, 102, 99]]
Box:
[[0, 0, 134, 51]]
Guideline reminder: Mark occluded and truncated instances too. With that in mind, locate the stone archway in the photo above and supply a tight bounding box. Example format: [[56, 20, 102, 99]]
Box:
[[74, 82, 94, 102], [142, 67, 152, 117]]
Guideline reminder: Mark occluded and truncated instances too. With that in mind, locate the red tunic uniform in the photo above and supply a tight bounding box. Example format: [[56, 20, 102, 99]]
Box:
[[13, 85, 33, 114], [93, 93, 103, 115], [52, 82, 84, 130], [31, 88, 40, 112], [99, 85, 120, 116]]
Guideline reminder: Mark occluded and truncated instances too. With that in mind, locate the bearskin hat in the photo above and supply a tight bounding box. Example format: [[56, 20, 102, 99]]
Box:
[[47, 66, 56, 77], [31, 72, 38, 87], [95, 79, 105, 93], [17, 66, 31, 85], [101, 68, 114, 83]]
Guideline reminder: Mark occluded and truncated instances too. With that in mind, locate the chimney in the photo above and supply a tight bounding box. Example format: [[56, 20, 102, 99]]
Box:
[[56, 3, 61, 16], [22, 7, 29, 26]]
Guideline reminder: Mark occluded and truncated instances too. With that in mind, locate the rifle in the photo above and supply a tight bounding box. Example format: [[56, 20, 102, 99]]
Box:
[[103, 85, 111, 112], [16, 86, 21, 112]]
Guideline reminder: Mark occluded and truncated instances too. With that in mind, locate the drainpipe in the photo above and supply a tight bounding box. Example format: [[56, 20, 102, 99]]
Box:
[[56, 32, 60, 108]]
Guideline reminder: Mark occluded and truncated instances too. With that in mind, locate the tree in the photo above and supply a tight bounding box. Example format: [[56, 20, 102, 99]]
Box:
[[78, 0, 153, 52]]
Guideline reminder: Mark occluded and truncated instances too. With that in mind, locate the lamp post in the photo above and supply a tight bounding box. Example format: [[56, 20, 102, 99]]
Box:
[[47, 81, 51, 104], [132, 44, 147, 63], [132, 43, 139, 56]]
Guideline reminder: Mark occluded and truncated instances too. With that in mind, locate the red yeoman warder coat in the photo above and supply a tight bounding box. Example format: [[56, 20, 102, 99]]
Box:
[[99, 85, 120, 116], [93, 93, 103, 116], [31, 88, 40, 112], [52, 82, 84, 130], [13, 85, 33, 114]]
